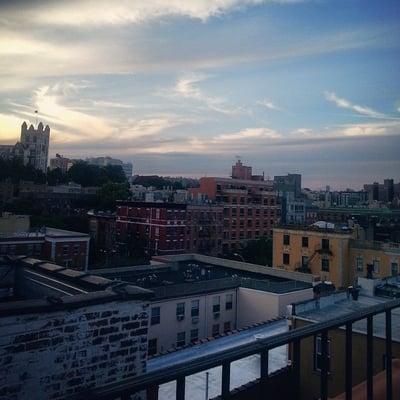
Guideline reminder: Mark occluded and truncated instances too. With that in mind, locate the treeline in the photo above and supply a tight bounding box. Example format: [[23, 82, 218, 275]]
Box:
[[132, 175, 199, 190], [48, 161, 127, 187], [0, 158, 46, 184], [0, 159, 127, 187]]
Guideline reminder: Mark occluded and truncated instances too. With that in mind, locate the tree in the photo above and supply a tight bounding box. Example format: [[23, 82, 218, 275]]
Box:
[[238, 237, 273, 266], [0, 158, 46, 184], [47, 167, 68, 186], [96, 182, 130, 211], [66, 162, 127, 187]]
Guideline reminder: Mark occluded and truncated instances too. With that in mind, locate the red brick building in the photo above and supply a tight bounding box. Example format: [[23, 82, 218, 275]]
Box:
[[185, 204, 223, 256], [190, 160, 281, 253], [116, 202, 187, 256], [116, 201, 224, 256], [0, 227, 90, 270]]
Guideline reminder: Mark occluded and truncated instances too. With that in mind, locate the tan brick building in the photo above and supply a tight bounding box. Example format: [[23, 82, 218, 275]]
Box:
[[273, 226, 355, 288], [273, 226, 400, 288]]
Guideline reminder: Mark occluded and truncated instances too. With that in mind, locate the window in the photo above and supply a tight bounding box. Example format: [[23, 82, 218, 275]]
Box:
[[302, 237, 309, 248], [190, 329, 199, 342], [283, 234, 290, 246], [63, 245, 69, 256], [356, 256, 364, 272], [224, 321, 231, 333], [176, 302, 185, 318], [176, 332, 186, 347], [314, 335, 331, 373], [301, 256, 309, 268], [212, 324, 219, 336], [148, 338, 157, 356], [151, 307, 160, 325], [321, 239, 330, 251], [391, 263, 398, 276], [321, 256, 330, 272], [73, 244, 79, 256], [283, 253, 290, 265], [191, 300, 199, 317], [225, 294, 233, 310], [373, 259, 380, 273], [213, 296, 220, 313]]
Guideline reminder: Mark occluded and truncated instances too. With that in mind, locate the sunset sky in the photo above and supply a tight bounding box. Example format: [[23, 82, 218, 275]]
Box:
[[0, 0, 399, 188]]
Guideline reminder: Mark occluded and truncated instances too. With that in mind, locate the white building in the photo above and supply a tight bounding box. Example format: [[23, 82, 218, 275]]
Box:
[[96, 254, 315, 356]]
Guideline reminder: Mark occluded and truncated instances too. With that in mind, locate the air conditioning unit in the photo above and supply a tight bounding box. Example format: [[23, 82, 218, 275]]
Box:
[[213, 312, 220, 319], [177, 315, 184, 321], [192, 317, 199, 324]]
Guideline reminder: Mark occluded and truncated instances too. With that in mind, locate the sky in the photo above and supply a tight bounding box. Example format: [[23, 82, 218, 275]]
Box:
[[0, 0, 399, 189]]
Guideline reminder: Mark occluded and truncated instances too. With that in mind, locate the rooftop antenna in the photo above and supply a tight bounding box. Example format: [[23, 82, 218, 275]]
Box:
[[34, 110, 38, 126]]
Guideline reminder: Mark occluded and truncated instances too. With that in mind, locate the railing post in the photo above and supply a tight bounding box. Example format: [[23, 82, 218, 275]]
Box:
[[345, 322, 353, 400], [176, 376, 185, 400], [293, 339, 301, 396], [320, 331, 329, 400], [260, 349, 269, 379], [385, 310, 392, 400], [367, 316, 373, 400], [260, 349, 269, 396], [222, 361, 231, 399]]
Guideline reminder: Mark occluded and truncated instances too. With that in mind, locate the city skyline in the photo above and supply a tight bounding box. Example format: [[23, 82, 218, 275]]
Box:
[[0, 0, 399, 188]]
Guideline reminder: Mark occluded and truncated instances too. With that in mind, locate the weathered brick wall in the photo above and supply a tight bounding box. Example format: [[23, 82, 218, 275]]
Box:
[[0, 300, 149, 400]]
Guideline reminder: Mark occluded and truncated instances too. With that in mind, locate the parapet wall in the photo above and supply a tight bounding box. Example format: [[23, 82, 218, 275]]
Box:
[[0, 297, 149, 400]]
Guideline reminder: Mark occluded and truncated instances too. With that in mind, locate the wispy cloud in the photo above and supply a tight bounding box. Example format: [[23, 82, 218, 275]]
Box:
[[324, 91, 385, 118], [213, 127, 282, 142], [256, 99, 281, 111], [162, 73, 247, 115], [1, 1, 310, 27]]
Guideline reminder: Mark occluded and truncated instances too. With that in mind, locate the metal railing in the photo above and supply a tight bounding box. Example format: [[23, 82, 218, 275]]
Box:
[[81, 297, 400, 400]]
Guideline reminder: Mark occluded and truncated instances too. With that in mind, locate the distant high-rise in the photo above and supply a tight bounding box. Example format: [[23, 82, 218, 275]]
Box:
[[86, 156, 133, 180], [19, 121, 50, 173]]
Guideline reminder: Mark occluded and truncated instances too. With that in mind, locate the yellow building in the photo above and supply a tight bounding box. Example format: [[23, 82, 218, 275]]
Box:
[[350, 240, 400, 279], [273, 226, 355, 288], [273, 226, 400, 289]]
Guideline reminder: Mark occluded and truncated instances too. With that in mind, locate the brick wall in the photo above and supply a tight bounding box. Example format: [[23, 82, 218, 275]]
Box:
[[0, 300, 149, 400]]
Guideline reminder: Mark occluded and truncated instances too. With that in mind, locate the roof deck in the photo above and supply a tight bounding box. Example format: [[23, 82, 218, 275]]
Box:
[[97, 256, 312, 299]]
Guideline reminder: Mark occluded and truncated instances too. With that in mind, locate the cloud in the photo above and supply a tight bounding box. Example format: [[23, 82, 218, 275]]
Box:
[[256, 99, 281, 111], [213, 127, 282, 142], [162, 73, 247, 115], [1, 1, 309, 27], [324, 91, 385, 118]]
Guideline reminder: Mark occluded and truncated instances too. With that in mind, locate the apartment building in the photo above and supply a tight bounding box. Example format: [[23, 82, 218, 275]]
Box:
[[116, 201, 224, 256], [350, 240, 400, 279], [97, 253, 314, 356], [185, 203, 223, 256], [273, 225, 355, 288], [273, 224, 400, 288], [0, 227, 90, 270], [190, 160, 281, 253]]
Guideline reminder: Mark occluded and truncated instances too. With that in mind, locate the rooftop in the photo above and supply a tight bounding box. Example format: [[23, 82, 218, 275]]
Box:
[[0, 227, 89, 240], [96, 255, 313, 299], [0, 256, 152, 317], [275, 223, 354, 235], [292, 291, 400, 342]]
